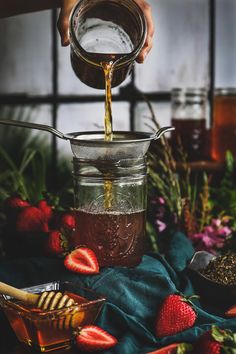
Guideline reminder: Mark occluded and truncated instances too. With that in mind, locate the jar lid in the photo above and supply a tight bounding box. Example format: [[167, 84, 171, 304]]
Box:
[[186, 88, 207, 104], [215, 88, 236, 96], [171, 87, 207, 103], [171, 88, 185, 104]]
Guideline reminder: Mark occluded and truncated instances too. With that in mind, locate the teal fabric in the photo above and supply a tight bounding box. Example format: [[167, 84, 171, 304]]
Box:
[[0, 232, 236, 353], [164, 231, 195, 272]]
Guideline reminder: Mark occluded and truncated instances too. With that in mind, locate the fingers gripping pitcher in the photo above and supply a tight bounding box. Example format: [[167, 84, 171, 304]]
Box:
[[69, 0, 147, 88]]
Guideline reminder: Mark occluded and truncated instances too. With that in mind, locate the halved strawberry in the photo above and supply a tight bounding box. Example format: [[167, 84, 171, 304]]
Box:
[[45, 230, 69, 256], [64, 247, 99, 274], [147, 343, 193, 354], [16, 206, 49, 233], [225, 304, 236, 317], [75, 325, 117, 352]]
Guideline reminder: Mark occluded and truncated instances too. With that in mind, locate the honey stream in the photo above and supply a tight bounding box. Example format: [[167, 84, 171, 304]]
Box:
[[101, 61, 115, 209]]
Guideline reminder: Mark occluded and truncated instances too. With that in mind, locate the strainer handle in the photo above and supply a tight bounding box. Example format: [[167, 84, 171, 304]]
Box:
[[153, 126, 175, 140], [0, 119, 70, 140]]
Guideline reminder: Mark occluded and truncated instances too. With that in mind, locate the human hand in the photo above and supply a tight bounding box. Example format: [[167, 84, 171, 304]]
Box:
[[57, 0, 76, 46], [57, 0, 154, 62], [134, 0, 154, 63]]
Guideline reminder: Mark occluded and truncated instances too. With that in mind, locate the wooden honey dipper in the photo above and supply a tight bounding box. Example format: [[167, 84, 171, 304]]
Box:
[[0, 281, 86, 330], [0, 281, 76, 310]]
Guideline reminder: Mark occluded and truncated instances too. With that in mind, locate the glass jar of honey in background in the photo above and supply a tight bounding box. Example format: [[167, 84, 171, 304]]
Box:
[[171, 88, 207, 161], [211, 88, 236, 162], [69, 0, 147, 89]]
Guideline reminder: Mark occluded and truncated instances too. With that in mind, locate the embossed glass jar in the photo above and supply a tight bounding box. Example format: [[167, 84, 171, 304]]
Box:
[[72, 154, 147, 268]]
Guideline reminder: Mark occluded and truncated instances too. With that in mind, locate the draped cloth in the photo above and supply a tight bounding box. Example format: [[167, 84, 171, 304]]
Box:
[[0, 232, 236, 353]]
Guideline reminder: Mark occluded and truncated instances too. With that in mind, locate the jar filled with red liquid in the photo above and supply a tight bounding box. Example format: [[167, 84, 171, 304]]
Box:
[[211, 88, 236, 162], [72, 155, 147, 267], [171, 88, 207, 161]]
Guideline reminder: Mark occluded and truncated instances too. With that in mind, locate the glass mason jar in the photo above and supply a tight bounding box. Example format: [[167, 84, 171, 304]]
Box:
[[171, 88, 207, 161], [72, 156, 147, 267], [69, 0, 147, 89], [212, 88, 236, 162]]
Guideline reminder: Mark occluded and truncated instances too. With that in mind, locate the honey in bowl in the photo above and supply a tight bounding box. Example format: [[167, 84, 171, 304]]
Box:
[[0, 281, 105, 352]]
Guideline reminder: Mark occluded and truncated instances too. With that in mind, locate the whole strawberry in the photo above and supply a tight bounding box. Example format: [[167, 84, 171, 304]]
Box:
[[4, 195, 30, 229], [5, 195, 30, 211], [192, 326, 236, 354], [51, 211, 75, 236], [60, 212, 76, 232], [75, 325, 117, 352], [37, 199, 53, 222], [45, 230, 69, 256], [16, 206, 49, 233], [155, 294, 197, 337]]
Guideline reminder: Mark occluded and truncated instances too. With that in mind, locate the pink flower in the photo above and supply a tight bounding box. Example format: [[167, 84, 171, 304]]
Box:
[[217, 226, 231, 237], [151, 196, 166, 205], [189, 215, 233, 254], [211, 218, 221, 228], [155, 220, 167, 232], [203, 225, 214, 235], [158, 197, 165, 205], [201, 233, 215, 248]]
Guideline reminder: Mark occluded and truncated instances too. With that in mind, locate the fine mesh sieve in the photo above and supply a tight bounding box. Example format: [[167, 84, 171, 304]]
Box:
[[0, 119, 174, 160]]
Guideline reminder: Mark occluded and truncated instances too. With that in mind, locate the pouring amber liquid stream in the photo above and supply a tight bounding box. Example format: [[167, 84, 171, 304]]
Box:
[[101, 60, 115, 210]]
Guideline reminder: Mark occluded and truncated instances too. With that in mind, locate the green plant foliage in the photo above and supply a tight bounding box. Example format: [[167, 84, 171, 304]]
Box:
[[144, 99, 236, 254], [0, 106, 73, 205], [210, 151, 236, 228]]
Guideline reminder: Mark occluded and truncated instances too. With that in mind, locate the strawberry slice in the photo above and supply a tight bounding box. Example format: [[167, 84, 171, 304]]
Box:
[[225, 304, 236, 317], [64, 247, 99, 274], [147, 343, 192, 354], [75, 325, 117, 352]]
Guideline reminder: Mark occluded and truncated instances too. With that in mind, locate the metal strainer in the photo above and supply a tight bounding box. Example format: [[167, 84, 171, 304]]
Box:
[[0, 119, 174, 160]]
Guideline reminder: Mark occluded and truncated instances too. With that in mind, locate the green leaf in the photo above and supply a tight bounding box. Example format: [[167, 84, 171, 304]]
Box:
[[146, 221, 159, 252], [177, 343, 193, 353]]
